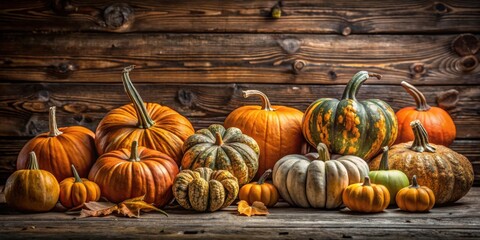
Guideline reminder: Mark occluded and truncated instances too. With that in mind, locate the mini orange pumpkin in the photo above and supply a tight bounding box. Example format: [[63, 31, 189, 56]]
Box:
[[396, 175, 435, 212], [239, 169, 279, 207], [395, 81, 456, 146], [95, 66, 194, 164], [17, 106, 96, 181], [59, 164, 101, 209], [224, 90, 306, 180], [5, 152, 60, 212], [88, 141, 179, 207], [342, 176, 390, 213]]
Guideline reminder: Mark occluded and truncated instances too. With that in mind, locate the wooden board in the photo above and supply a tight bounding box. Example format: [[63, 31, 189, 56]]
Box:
[[0, 83, 478, 138], [0, 33, 479, 84], [0, 1, 479, 34], [0, 187, 479, 239]]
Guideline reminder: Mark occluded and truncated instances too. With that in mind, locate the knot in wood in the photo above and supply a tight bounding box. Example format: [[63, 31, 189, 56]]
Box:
[[434, 2, 448, 14], [292, 60, 307, 74], [177, 89, 195, 108], [409, 63, 427, 79], [278, 38, 301, 54], [459, 55, 478, 72], [103, 3, 134, 30], [342, 27, 351, 36], [452, 34, 479, 57], [47, 62, 76, 79], [436, 89, 459, 111], [53, 0, 76, 15]]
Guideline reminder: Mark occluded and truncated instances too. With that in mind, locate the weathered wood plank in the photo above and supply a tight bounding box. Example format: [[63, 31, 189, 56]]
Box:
[[0, 83, 477, 137], [0, 188, 479, 239], [0, 1, 479, 34], [0, 33, 479, 84]]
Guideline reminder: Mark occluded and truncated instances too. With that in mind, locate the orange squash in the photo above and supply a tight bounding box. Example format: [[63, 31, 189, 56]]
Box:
[[5, 152, 60, 212], [17, 106, 96, 181], [88, 141, 179, 207], [95, 66, 194, 164], [395, 81, 456, 146], [224, 90, 305, 180], [342, 176, 390, 213], [59, 164, 101, 209], [396, 175, 435, 212], [239, 169, 279, 207]]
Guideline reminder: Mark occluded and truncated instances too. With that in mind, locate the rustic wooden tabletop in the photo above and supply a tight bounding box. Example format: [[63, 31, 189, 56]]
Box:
[[1, 187, 479, 239]]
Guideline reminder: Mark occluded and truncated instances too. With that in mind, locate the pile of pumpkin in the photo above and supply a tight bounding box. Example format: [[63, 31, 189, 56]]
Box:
[[5, 67, 473, 215]]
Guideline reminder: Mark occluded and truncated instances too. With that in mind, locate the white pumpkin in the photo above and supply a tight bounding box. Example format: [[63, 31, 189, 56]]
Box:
[[273, 143, 369, 208]]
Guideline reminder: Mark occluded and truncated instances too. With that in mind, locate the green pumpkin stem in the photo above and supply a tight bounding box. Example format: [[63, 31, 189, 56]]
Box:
[[401, 81, 431, 111], [342, 71, 381, 101], [379, 146, 390, 170], [242, 90, 274, 111], [409, 120, 436, 153], [215, 132, 224, 146], [129, 141, 141, 162], [316, 143, 331, 161], [363, 176, 371, 186], [71, 164, 83, 183], [411, 175, 419, 188], [27, 151, 40, 170], [258, 169, 272, 184], [122, 66, 155, 129], [48, 106, 63, 137]]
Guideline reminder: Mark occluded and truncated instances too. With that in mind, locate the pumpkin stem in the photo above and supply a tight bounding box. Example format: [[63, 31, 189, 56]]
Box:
[[129, 141, 141, 162], [215, 132, 224, 146], [409, 120, 436, 153], [122, 66, 155, 129], [379, 146, 390, 170], [316, 143, 331, 161], [27, 151, 40, 170], [71, 164, 83, 183], [48, 106, 63, 137], [242, 90, 274, 111], [258, 169, 272, 184], [411, 175, 419, 188], [401, 81, 431, 111], [362, 176, 371, 186], [342, 71, 381, 101]]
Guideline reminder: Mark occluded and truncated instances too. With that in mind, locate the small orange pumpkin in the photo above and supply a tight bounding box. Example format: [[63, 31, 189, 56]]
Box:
[[59, 164, 101, 209], [17, 106, 96, 181], [396, 175, 435, 212], [342, 176, 390, 213], [239, 169, 279, 207], [395, 81, 456, 146], [5, 152, 60, 212]]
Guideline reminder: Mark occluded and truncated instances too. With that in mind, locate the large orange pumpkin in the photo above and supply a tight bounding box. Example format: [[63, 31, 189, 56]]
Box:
[[224, 90, 305, 179], [88, 141, 179, 207], [395, 81, 456, 146], [17, 106, 96, 181], [95, 66, 194, 164]]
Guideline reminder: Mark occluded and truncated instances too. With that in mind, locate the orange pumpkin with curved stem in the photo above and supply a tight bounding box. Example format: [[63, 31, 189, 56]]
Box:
[[342, 176, 390, 213], [396, 175, 435, 212], [17, 106, 96, 181], [395, 81, 456, 146], [224, 90, 306, 180], [88, 141, 179, 207], [239, 169, 279, 207], [59, 164, 101, 209], [95, 66, 194, 164]]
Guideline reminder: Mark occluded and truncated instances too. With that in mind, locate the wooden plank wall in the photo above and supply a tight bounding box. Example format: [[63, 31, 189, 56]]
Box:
[[0, 0, 479, 184]]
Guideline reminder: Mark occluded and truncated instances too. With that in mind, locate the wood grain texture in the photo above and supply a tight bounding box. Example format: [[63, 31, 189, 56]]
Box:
[[0, 1, 479, 34], [0, 188, 479, 239], [0, 83, 478, 138], [0, 33, 479, 84]]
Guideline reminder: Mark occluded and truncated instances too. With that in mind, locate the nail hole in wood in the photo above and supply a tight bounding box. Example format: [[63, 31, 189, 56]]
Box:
[[47, 62, 76, 79], [328, 70, 337, 80], [434, 2, 448, 14], [293, 60, 307, 74], [342, 27, 351, 36]]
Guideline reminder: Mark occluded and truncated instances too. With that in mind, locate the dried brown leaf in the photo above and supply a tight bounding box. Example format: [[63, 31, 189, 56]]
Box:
[[237, 200, 269, 217], [77, 195, 168, 218]]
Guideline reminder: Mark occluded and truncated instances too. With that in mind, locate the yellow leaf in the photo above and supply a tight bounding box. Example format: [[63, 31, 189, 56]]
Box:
[[237, 200, 269, 217]]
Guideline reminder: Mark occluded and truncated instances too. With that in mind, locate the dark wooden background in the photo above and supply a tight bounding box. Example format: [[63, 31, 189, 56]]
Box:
[[0, 0, 479, 184]]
